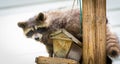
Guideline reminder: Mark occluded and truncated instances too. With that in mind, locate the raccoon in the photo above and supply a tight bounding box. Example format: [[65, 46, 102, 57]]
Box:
[[18, 9, 82, 58], [18, 8, 120, 64]]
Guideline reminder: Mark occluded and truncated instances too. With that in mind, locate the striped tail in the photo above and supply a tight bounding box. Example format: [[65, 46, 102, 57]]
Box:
[[106, 25, 120, 59]]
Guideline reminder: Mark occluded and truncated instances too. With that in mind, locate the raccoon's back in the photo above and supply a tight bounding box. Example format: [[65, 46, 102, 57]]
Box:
[[48, 8, 82, 41]]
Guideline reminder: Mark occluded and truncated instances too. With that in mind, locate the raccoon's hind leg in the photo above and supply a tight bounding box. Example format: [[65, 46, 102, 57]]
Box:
[[106, 26, 120, 62]]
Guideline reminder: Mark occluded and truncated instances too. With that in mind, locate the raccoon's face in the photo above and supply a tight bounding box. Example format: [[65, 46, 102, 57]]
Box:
[[18, 13, 48, 42]]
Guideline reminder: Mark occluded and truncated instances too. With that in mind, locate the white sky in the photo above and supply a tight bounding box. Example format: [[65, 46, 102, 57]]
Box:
[[0, 1, 73, 64]]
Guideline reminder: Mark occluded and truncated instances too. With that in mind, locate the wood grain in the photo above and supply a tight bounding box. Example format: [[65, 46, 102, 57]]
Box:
[[95, 0, 106, 64], [82, 0, 96, 64], [82, 0, 106, 64], [35, 56, 79, 64]]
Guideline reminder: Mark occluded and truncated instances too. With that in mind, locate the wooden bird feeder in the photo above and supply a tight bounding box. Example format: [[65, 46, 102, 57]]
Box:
[[50, 29, 82, 61], [35, 29, 82, 64]]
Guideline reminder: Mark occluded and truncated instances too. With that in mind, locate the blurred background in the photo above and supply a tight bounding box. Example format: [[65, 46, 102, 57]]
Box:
[[0, 0, 120, 64]]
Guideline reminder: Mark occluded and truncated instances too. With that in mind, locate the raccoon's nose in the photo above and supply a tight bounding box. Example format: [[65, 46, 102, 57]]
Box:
[[35, 37, 39, 41]]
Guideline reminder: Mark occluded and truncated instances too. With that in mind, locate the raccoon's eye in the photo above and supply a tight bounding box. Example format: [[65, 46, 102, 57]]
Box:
[[26, 30, 34, 37], [37, 27, 47, 33]]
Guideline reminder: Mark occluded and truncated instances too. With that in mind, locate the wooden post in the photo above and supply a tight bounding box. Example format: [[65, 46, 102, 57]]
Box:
[[95, 0, 106, 64], [82, 0, 96, 64], [82, 0, 106, 64]]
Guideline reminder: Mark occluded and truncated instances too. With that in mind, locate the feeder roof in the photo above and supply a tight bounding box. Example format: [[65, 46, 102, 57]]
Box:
[[50, 29, 82, 47]]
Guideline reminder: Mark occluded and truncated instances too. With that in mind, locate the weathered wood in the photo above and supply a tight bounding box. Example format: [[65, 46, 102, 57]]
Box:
[[95, 0, 106, 64], [50, 29, 82, 47], [53, 36, 72, 58], [82, 0, 96, 64], [35, 56, 79, 64], [50, 29, 82, 61], [51, 29, 73, 58], [82, 0, 106, 64]]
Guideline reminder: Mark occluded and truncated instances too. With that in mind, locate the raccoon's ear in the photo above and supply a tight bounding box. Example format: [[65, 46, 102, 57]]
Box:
[[36, 12, 45, 21], [18, 22, 26, 28]]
